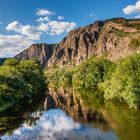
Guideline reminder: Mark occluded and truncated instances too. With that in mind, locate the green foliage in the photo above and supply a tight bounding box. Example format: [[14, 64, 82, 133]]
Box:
[[45, 68, 73, 88], [0, 59, 46, 112], [3, 58, 19, 66], [45, 53, 140, 109], [18, 60, 46, 93], [102, 54, 140, 108], [129, 38, 140, 48], [123, 22, 140, 30], [111, 28, 132, 37], [72, 57, 113, 89]]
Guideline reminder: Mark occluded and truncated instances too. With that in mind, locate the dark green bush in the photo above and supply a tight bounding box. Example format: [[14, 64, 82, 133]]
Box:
[[72, 57, 112, 89], [45, 68, 73, 88], [0, 59, 46, 112]]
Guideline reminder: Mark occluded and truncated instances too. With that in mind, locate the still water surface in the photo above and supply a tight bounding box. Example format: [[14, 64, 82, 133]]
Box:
[[0, 88, 140, 140]]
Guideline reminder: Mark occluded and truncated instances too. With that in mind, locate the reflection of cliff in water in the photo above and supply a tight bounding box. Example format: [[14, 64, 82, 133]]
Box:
[[44, 87, 111, 131], [44, 87, 140, 140]]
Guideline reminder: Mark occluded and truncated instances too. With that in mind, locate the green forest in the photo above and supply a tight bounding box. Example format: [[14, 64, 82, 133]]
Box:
[[45, 53, 140, 109], [1, 53, 140, 113], [0, 59, 46, 112]]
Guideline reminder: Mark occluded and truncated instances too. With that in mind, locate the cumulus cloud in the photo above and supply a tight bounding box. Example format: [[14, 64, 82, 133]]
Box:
[[58, 16, 64, 20], [0, 34, 33, 57], [38, 23, 49, 32], [47, 21, 76, 35], [123, 1, 140, 15], [0, 8, 77, 57], [36, 17, 50, 22], [6, 21, 42, 40], [38, 20, 76, 35], [36, 9, 54, 16]]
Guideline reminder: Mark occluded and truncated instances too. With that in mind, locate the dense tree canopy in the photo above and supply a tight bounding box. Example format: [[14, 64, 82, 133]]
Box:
[[72, 57, 113, 89], [102, 54, 140, 108], [0, 59, 46, 112], [45, 54, 140, 108]]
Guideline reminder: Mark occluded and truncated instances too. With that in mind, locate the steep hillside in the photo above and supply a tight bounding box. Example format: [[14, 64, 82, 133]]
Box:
[[14, 18, 140, 67]]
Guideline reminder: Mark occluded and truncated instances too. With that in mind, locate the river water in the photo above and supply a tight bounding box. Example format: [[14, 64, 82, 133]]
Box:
[[0, 88, 140, 140]]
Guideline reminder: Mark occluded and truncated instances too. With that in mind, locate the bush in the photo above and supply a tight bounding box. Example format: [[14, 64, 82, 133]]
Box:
[[0, 59, 46, 112], [45, 68, 73, 88], [102, 54, 140, 108], [72, 57, 112, 89]]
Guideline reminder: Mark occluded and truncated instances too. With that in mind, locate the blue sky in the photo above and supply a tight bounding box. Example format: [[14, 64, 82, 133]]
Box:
[[0, 0, 139, 57]]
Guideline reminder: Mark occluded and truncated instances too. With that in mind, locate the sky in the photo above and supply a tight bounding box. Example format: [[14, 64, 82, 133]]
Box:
[[0, 0, 140, 57]]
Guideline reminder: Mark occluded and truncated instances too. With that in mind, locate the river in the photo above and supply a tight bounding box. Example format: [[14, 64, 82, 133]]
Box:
[[0, 87, 140, 140]]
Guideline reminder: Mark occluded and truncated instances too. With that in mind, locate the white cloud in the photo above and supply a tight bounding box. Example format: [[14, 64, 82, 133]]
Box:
[[37, 17, 50, 22], [6, 21, 42, 40], [38, 20, 76, 35], [36, 9, 54, 16], [89, 13, 97, 19], [6, 21, 19, 31], [47, 20, 76, 35], [0, 22, 2, 25], [0, 9, 77, 57], [134, 14, 140, 19], [58, 16, 64, 20], [123, 1, 140, 15], [38, 23, 49, 32], [0, 34, 33, 57]]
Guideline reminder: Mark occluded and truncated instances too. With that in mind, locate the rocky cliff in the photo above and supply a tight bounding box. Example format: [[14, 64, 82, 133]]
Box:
[[15, 43, 54, 67], [14, 18, 140, 67]]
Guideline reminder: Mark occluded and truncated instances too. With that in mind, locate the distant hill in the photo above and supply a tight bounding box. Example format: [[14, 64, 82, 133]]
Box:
[[0, 58, 8, 66], [14, 18, 140, 67]]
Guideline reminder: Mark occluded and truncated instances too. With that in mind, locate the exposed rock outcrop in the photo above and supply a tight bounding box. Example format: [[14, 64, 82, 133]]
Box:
[[14, 18, 140, 67], [15, 43, 54, 67]]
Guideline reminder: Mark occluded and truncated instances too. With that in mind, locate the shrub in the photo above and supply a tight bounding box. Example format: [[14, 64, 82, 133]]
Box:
[[72, 57, 112, 89], [102, 54, 140, 108], [0, 59, 46, 112], [45, 68, 73, 88], [129, 39, 140, 48]]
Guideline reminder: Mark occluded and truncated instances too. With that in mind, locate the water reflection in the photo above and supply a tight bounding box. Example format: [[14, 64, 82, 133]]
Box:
[[1, 109, 118, 140], [1, 87, 140, 140]]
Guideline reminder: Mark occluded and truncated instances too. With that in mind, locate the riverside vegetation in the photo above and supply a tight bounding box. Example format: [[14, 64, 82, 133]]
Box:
[[1, 18, 140, 112], [0, 59, 46, 112], [45, 53, 140, 109], [1, 52, 140, 113]]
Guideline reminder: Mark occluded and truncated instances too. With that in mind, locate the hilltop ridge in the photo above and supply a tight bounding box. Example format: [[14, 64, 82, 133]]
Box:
[[14, 18, 140, 67]]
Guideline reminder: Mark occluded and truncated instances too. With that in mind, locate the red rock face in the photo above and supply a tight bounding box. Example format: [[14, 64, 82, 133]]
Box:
[[14, 19, 140, 67]]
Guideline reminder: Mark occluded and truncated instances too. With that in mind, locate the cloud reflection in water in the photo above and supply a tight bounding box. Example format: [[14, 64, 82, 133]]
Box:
[[1, 109, 118, 140]]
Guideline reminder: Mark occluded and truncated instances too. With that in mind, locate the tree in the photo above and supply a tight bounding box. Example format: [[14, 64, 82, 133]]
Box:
[[103, 54, 140, 108], [73, 57, 112, 89]]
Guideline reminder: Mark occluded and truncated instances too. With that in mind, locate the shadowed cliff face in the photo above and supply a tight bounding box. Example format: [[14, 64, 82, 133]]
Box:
[[14, 43, 54, 67], [14, 18, 140, 67]]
